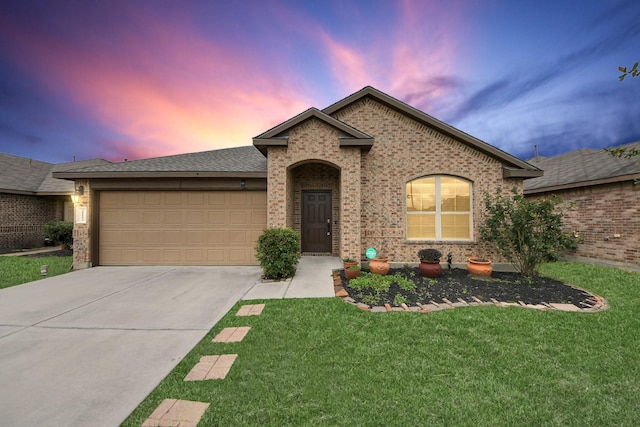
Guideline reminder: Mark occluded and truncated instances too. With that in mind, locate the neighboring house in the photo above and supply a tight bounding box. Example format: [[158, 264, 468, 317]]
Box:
[[0, 153, 109, 251], [525, 142, 640, 271], [54, 86, 542, 270]]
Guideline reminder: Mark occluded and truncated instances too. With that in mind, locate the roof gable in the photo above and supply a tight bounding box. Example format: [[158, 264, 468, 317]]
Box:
[[252, 107, 374, 155], [323, 86, 541, 177]]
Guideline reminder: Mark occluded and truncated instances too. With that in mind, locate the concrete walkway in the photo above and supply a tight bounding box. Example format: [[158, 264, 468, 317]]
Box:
[[242, 256, 341, 300]]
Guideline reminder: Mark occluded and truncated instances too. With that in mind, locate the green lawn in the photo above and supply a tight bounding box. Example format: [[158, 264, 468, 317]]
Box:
[[123, 262, 640, 426], [0, 255, 73, 289]]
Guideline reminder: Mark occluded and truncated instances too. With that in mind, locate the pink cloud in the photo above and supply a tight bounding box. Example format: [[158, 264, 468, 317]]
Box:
[[0, 4, 312, 160]]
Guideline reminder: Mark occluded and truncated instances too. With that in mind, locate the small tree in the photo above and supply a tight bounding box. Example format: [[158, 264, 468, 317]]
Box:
[[255, 227, 301, 279], [43, 220, 73, 250], [480, 188, 576, 277]]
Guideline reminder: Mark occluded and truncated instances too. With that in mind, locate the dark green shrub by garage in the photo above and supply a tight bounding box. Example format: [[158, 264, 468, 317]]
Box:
[[255, 227, 301, 279], [43, 220, 73, 250]]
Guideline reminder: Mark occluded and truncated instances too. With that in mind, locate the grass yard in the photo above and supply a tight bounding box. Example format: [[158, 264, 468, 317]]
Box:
[[123, 262, 640, 426], [0, 255, 73, 289]]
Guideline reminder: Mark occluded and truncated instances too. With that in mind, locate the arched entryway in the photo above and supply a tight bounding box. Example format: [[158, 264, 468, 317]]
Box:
[[289, 162, 341, 255]]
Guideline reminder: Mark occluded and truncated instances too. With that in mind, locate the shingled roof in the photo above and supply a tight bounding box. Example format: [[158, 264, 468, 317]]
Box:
[[0, 153, 109, 195], [53, 145, 267, 179], [524, 141, 640, 194]]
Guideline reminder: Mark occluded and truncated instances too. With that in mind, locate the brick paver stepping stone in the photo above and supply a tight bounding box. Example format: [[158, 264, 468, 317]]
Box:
[[213, 326, 251, 343], [236, 303, 265, 316], [184, 354, 238, 381], [142, 398, 209, 427]]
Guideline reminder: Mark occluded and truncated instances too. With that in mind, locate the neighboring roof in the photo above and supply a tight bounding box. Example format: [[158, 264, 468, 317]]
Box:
[[0, 153, 109, 195], [53, 146, 267, 179], [524, 141, 640, 194], [253, 107, 374, 155], [322, 86, 542, 178]]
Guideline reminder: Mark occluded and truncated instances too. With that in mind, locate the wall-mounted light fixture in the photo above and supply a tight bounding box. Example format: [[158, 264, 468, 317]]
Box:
[[240, 179, 246, 189], [71, 185, 84, 203]]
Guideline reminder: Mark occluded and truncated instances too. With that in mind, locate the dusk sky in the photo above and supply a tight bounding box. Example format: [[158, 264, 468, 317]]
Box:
[[1, 0, 639, 164]]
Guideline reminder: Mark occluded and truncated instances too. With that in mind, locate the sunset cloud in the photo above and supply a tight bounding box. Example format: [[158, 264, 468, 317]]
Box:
[[0, 1, 638, 164]]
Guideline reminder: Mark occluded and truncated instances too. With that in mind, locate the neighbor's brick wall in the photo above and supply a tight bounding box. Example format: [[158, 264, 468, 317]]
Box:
[[0, 193, 64, 251], [527, 181, 640, 268], [266, 118, 362, 258], [332, 97, 523, 264]]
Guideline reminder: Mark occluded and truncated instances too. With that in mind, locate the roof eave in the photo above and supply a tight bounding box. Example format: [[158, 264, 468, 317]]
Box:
[[502, 168, 544, 179], [52, 171, 268, 179], [524, 173, 640, 194]]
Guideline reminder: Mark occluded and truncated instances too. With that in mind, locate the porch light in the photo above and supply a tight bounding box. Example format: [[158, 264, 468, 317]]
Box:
[[71, 185, 84, 204]]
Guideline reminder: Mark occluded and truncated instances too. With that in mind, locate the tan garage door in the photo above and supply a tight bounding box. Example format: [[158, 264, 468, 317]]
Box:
[[99, 191, 267, 265]]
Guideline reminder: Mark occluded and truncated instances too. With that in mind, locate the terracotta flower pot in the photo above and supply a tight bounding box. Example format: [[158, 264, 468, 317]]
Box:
[[467, 257, 493, 276], [343, 261, 358, 269], [345, 267, 361, 280], [369, 257, 390, 275], [419, 260, 442, 278]]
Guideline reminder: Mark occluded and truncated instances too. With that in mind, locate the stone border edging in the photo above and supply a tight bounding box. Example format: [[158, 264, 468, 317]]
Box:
[[334, 277, 609, 313]]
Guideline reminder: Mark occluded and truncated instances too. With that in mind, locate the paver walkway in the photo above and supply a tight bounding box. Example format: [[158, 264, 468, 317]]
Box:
[[142, 399, 209, 427], [146, 303, 265, 424], [184, 354, 238, 381], [213, 326, 251, 343]]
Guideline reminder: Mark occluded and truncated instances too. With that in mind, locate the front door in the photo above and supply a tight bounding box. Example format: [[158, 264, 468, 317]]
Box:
[[302, 191, 332, 253]]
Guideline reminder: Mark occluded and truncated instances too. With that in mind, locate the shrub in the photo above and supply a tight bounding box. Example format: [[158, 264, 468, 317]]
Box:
[[43, 221, 73, 250], [480, 188, 577, 277], [418, 248, 442, 262], [255, 227, 301, 279]]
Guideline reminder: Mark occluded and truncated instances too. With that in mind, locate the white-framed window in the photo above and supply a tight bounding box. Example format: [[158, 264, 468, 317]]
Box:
[[406, 176, 472, 240]]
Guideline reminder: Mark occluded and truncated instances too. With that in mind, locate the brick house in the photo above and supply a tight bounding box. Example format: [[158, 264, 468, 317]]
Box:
[[55, 86, 542, 270], [525, 142, 640, 271], [0, 153, 109, 251]]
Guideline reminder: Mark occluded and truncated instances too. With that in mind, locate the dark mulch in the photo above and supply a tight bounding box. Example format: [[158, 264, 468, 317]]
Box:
[[342, 267, 594, 307]]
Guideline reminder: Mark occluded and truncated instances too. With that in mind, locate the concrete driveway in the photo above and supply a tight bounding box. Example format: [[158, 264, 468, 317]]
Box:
[[0, 266, 261, 427]]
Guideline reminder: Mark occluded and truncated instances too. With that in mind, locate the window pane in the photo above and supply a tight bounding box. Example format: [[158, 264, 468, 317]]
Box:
[[406, 177, 435, 212], [441, 214, 470, 239], [407, 213, 435, 239], [440, 177, 470, 212]]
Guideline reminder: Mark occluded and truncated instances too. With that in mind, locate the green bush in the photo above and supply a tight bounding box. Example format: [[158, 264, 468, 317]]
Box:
[[255, 227, 301, 279], [480, 188, 577, 277], [43, 221, 73, 250]]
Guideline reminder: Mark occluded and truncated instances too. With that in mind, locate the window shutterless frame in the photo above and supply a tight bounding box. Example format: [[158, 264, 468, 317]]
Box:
[[406, 176, 472, 241]]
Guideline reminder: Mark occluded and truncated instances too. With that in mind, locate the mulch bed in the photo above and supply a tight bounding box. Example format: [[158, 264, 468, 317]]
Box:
[[339, 267, 595, 307]]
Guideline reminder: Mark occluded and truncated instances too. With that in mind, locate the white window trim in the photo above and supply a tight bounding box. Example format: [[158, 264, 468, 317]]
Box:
[[406, 176, 473, 241]]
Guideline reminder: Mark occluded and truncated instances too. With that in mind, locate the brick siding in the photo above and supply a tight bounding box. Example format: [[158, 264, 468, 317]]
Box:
[[267, 97, 523, 264], [0, 193, 64, 250], [527, 181, 640, 269]]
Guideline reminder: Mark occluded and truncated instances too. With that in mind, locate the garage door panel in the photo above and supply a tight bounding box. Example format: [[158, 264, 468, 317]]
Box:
[[164, 211, 182, 224], [206, 249, 225, 263], [99, 190, 266, 266]]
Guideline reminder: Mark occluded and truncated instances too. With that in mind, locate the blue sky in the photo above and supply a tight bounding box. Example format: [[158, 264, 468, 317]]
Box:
[[0, 0, 638, 163]]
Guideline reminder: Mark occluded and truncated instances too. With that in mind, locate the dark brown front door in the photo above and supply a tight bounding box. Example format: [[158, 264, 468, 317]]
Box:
[[302, 191, 332, 253]]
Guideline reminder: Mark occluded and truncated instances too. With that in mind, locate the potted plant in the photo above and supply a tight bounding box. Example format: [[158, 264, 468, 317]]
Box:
[[418, 248, 442, 278], [467, 257, 493, 276], [342, 257, 358, 269], [369, 256, 390, 275], [345, 264, 361, 280]]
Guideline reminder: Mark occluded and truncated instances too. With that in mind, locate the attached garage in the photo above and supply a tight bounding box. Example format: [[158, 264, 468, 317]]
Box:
[[98, 190, 267, 266]]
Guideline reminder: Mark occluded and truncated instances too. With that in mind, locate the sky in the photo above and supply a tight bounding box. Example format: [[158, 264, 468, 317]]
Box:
[[0, 0, 639, 164]]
